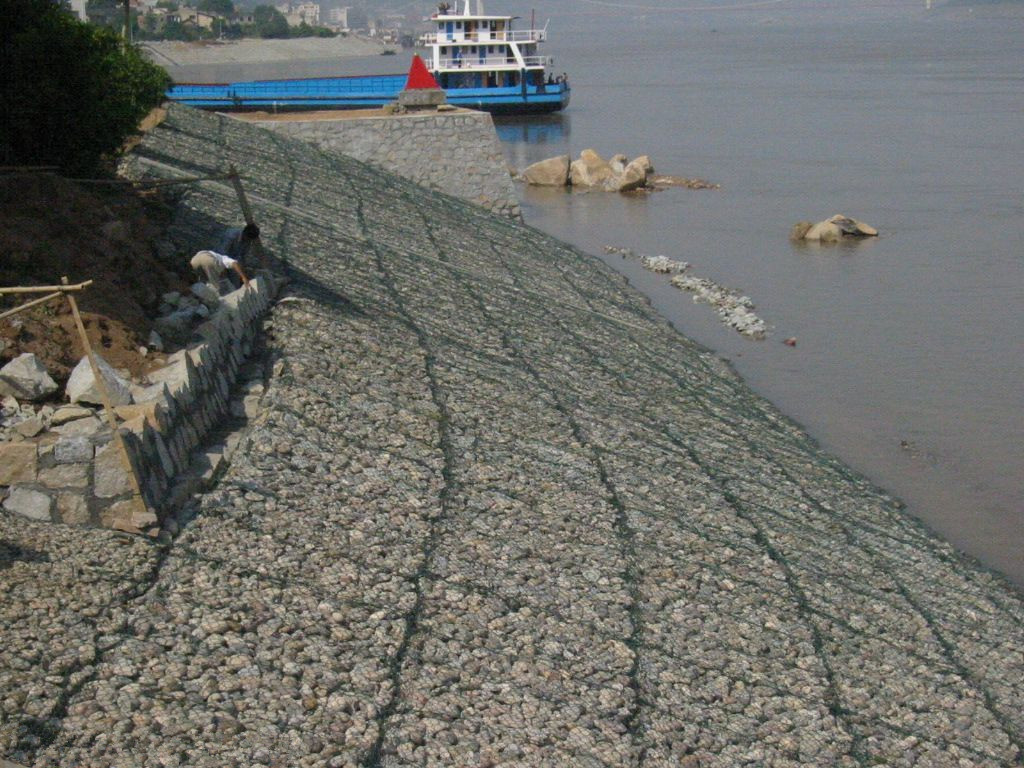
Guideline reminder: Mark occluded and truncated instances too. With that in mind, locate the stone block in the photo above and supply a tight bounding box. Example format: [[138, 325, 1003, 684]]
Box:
[[57, 493, 91, 525], [100, 497, 157, 534], [55, 436, 93, 464], [50, 405, 95, 426], [0, 353, 59, 401], [38, 462, 89, 489], [14, 416, 44, 438], [66, 353, 133, 407], [150, 428, 176, 479], [94, 441, 137, 499], [53, 414, 105, 438], [118, 415, 147, 437], [3, 487, 52, 521], [153, 308, 197, 345], [114, 401, 165, 431], [191, 281, 221, 310], [0, 443, 37, 485], [131, 381, 170, 405]]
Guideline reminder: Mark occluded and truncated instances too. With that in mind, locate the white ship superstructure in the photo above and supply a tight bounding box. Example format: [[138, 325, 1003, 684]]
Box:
[[425, 1, 560, 93]]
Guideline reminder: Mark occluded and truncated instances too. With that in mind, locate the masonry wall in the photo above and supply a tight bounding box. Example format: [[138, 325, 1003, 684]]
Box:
[[244, 110, 522, 219], [0, 277, 275, 535]]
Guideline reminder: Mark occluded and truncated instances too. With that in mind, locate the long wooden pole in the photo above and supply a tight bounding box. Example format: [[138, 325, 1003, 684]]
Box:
[[61, 276, 146, 508], [0, 292, 63, 322], [228, 164, 267, 270], [0, 280, 92, 295]]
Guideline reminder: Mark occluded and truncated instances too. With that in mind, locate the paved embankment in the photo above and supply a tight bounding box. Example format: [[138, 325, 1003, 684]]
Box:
[[2, 105, 1023, 767], [234, 109, 521, 218]]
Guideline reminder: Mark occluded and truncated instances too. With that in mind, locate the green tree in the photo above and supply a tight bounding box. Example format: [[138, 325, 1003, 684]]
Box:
[[161, 17, 201, 40], [253, 4, 289, 38], [0, 0, 172, 175]]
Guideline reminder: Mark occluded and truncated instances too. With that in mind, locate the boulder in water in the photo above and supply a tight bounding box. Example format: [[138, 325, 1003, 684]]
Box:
[[522, 155, 570, 187], [570, 149, 616, 188], [796, 214, 878, 242]]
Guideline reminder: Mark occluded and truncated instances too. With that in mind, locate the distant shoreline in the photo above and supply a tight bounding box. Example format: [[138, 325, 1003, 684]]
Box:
[[142, 36, 396, 68]]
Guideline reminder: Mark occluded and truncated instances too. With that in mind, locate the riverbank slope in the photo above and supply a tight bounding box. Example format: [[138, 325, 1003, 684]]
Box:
[[1, 105, 1022, 767]]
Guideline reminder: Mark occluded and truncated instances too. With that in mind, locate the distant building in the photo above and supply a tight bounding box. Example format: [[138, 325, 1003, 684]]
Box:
[[276, 2, 320, 27], [327, 6, 348, 29], [177, 6, 220, 29], [69, 0, 87, 21], [345, 6, 367, 31]]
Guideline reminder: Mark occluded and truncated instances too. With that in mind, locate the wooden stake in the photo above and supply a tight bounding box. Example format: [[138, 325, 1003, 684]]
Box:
[[228, 164, 267, 270], [61, 276, 147, 510], [0, 292, 62, 322]]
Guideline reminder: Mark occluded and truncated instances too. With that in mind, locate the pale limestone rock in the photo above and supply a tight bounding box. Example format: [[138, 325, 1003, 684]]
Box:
[[38, 462, 89, 489], [94, 442, 136, 498], [50, 405, 96, 426], [790, 221, 813, 240], [54, 436, 93, 464], [0, 353, 58, 401], [632, 154, 655, 174], [66, 354, 133, 406], [57, 492, 91, 525], [828, 214, 878, 236], [53, 415, 104, 437], [570, 149, 615, 188], [609, 154, 628, 174], [522, 155, 570, 187], [797, 215, 878, 242], [803, 220, 842, 242], [14, 417, 44, 438], [0, 442, 37, 485], [114, 401, 164, 430], [3, 487, 52, 521], [605, 160, 648, 192], [100, 497, 157, 533]]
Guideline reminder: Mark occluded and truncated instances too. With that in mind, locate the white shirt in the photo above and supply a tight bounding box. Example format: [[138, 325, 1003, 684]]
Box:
[[194, 250, 238, 269]]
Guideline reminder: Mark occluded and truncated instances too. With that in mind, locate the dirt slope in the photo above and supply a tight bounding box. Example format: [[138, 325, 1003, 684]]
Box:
[[0, 172, 193, 385]]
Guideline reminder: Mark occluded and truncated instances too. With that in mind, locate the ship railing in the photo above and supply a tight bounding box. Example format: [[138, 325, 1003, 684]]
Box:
[[424, 28, 546, 44], [435, 55, 550, 69]]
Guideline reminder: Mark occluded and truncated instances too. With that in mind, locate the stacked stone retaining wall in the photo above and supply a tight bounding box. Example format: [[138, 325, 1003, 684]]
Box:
[[240, 109, 521, 218], [0, 277, 275, 534]]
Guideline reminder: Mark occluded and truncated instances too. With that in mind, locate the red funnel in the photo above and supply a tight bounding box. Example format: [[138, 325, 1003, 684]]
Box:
[[404, 54, 441, 90]]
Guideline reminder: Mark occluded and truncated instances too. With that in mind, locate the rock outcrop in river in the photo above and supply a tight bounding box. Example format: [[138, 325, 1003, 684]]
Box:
[[1, 105, 1021, 768], [791, 214, 879, 242]]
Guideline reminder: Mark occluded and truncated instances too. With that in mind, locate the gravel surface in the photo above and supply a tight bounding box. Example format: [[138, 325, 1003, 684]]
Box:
[[2, 105, 1022, 767]]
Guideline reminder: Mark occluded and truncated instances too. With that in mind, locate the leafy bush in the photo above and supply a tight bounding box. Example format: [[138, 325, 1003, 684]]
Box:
[[0, 0, 172, 175], [252, 5, 289, 38]]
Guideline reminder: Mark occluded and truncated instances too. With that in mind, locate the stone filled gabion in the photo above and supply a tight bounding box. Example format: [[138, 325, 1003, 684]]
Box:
[[1, 105, 1022, 768]]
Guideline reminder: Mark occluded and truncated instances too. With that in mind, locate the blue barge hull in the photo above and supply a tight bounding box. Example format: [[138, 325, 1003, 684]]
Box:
[[167, 73, 570, 115]]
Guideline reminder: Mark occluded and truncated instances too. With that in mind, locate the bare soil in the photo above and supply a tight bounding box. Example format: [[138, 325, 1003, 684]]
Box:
[[0, 172, 194, 387]]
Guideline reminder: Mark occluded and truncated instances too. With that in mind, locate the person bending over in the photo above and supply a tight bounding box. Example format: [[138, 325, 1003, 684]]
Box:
[[190, 249, 249, 294]]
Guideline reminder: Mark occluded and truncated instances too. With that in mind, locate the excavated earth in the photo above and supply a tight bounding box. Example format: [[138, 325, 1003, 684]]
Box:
[[1, 105, 1022, 768]]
